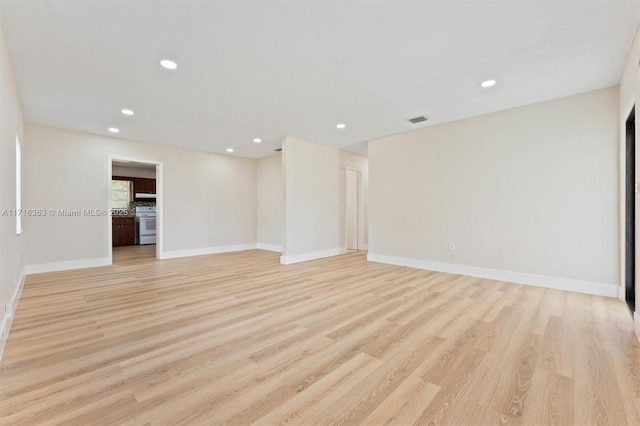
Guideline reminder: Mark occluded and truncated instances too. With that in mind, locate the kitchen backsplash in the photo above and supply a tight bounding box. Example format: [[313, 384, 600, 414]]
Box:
[[116, 201, 156, 216], [130, 201, 156, 208]]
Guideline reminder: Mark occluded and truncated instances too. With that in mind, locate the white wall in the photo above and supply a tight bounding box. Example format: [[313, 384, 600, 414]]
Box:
[[282, 136, 342, 262], [369, 87, 619, 297], [618, 24, 640, 339], [0, 16, 25, 359], [257, 153, 283, 251], [24, 124, 257, 267], [282, 135, 369, 263], [112, 164, 156, 179]]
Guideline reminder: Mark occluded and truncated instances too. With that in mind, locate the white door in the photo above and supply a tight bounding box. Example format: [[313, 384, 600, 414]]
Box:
[[346, 170, 358, 250]]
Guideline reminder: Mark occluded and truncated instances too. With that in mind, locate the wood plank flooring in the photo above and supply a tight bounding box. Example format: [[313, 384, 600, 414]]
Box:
[[1, 247, 639, 425]]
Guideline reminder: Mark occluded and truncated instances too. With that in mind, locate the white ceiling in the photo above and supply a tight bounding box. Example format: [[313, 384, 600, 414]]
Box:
[[0, 0, 637, 158]]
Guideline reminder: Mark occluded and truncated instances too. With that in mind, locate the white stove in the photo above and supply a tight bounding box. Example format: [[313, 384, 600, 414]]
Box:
[[135, 206, 157, 245]]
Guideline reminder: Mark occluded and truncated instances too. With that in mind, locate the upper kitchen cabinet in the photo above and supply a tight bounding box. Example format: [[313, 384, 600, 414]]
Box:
[[133, 178, 156, 197]]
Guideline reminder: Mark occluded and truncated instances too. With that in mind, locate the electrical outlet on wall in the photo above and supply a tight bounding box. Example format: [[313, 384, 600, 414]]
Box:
[[448, 242, 456, 251]]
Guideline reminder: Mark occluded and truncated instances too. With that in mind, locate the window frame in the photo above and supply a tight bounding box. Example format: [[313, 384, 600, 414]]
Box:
[[111, 178, 133, 210]]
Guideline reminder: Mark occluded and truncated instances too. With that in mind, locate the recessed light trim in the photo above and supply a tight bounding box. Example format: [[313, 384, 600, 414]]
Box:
[[108, 127, 120, 133], [121, 109, 134, 116], [253, 138, 262, 143], [160, 59, 178, 70], [226, 148, 234, 153], [336, 123, 346, 129], [480, 79, 496, 88]]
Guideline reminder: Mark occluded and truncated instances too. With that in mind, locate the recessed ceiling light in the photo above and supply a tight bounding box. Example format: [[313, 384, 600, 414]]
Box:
[[160, 59, 178, 70], [480, 79, 496, 88], [226, 148, 234, 153], [108, 127, 119, 133], [336, 123, 346, 129], [253, 138, 262, 143], [121, 109, 134, 116]]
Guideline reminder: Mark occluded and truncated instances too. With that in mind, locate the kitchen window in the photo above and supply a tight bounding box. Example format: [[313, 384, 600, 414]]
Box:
[[111, 179, 132, 210]]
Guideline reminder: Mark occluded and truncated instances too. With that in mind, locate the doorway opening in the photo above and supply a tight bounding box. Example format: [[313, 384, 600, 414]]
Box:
[[626, 106, 635, 314], [346, 169, 360, 250], [108, 157, 163, 265]]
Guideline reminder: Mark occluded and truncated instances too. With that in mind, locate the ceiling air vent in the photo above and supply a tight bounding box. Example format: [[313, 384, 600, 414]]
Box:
[[274, 148, 282, 152], [408, 115, 429, 124]]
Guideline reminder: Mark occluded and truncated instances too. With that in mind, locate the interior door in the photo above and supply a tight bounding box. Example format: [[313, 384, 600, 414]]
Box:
[[346, 169, 358, 250]]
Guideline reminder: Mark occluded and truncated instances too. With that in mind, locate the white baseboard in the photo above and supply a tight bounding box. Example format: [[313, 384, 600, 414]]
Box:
[[619, 285, 626, 300], [0, 269, 26, 363], [256, 243, 282, 253], [26, 243, 278, 270], [281, 247, 347, 265], [162, 243, 258, 259], [367, 253, 618, 298], [635, 312, 640, 342], [26, 257, 111, 274]]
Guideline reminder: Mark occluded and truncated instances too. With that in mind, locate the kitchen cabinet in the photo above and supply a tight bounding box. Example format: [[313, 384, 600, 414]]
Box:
[[133, 178, 156, 196], [112, 217, 135, 247]]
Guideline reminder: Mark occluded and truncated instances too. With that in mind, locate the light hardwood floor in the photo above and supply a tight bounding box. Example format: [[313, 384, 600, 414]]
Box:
[[1, 247, 639, 425]]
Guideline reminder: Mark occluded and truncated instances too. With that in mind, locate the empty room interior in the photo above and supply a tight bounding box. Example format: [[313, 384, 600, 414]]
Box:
[[1, 0, 640, 424]]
